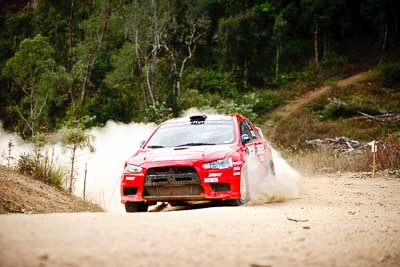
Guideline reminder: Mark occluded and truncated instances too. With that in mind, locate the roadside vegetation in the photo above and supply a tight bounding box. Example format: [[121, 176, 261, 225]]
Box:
[[1, 1, 399, 136], [0, 1, 399, 176], [282, 134, 400, 175]]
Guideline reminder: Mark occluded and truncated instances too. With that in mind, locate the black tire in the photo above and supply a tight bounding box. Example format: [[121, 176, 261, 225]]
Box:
[[269, 160, 276, 176], [169, 201, 185, 207], [225, 163, 249, 206], [125, 202, 148, 212]]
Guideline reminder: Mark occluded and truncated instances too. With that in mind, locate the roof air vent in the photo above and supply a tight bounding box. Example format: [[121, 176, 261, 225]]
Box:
[[190, 115, 207, 124]]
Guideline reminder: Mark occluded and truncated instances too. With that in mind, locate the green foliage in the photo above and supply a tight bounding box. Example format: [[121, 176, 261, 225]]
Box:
[[206, 99, 257, 121], [1, 34, 71, 138], [183, 69, 237, 96], [103, 42, 143, 122], [272, 12, 287, 45], [0, 0, 400, 135], [178, 89, 214, 110], [144, 102, 174, 124], [321, 97, 380, 120], [377, 61, 400, 87], [17, 152, 68, 189], [241, 91, 284, 115], [321, 51, 348, 72], [60, 116, 95, 193]]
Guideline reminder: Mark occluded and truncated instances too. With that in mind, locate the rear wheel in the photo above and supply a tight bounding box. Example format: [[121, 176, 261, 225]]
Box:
[[269, 160, 276, 176], [125, 202, 148, 212], [225, 163, 249, 206]]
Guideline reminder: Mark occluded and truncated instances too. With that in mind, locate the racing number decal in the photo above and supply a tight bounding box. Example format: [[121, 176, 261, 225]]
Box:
[[246, 145, 256, 157], [256, 144, 265, 162]]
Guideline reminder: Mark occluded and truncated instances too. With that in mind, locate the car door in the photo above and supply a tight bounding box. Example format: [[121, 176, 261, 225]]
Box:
[[239, 119, 269, 166]]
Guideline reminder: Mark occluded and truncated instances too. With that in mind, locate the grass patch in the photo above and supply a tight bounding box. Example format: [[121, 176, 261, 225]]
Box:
[[282, 146, 370, 175], [282, 137, 400, 176], [273, 78, 400, 147], [377, 61, 400, 87], [17, 152, 68, 189]]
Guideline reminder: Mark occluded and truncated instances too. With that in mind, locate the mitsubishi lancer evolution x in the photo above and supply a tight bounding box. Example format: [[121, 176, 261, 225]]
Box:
[[120, 114, 274, 212]]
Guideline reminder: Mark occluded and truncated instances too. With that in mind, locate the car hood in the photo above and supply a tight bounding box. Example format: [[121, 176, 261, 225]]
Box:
[[127, 145, 235, 166]]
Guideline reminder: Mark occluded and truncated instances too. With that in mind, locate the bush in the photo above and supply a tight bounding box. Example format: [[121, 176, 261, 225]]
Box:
[[321, 51, 348, 70], [17, 152, 68, 189], [199, 99, 257, 121], [178, 89, 214, 111], [378, 61, 400, 87], [321, 97, 380, 120], [282, 146, 370, 175], [375, 134, 400, 170], [282, 135, 400, 176], [144, 101, 173, 123], [183, 69, 237, 96], [242, 91, 284, 114]]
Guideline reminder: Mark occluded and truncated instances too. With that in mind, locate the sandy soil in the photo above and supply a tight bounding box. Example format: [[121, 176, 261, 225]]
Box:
[[0, 167, 102, 214], [1, 173, 399, 267]]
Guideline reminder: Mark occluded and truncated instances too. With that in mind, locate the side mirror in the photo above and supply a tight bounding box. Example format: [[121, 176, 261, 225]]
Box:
[[241, 134, 251, 145], [139, 140, 146, 148]]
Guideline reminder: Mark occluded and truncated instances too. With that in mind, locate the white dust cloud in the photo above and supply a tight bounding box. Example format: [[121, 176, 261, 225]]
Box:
[[247, 145, 301, 205], [0, 122, 33, 166], [73, 121, 156, 212], [1, 112, 300, 212], [0, 121, 156, 213]]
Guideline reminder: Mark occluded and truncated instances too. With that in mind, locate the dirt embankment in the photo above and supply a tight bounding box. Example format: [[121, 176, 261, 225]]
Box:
[[0, 166, 102, 214]]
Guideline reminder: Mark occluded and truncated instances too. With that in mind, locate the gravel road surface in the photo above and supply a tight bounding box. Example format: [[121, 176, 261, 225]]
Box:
[[1, 174, 399, 267]]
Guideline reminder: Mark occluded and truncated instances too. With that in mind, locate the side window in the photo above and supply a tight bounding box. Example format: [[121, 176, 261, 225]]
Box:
[[247, 121, 262, 139], [240, 120, 258, 142]]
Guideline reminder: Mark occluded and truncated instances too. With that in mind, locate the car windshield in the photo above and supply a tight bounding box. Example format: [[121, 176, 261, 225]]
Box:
[[146, 120, 236, 148]]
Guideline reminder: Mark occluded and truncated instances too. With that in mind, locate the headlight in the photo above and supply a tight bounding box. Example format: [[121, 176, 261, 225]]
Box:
[[202, 158, 233, 170], [124, 164, 142, 173]]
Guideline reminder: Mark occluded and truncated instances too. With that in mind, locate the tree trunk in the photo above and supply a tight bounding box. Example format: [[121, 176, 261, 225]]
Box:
[[382, 20, 388, 52], [67, 0, 74, 72], [30, 91, 35, 139], [79, 1, 111, 106], [69, 146, 76, 193], [323, 36, 327, 59], [243, 57, 248, 89], [313, 24, 320, 71], [83, 162, 87, 200], [275, 45, 280, 80]]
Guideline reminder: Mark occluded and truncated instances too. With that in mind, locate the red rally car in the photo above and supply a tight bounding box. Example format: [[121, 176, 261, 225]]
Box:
[[120, 114, 275, 212]]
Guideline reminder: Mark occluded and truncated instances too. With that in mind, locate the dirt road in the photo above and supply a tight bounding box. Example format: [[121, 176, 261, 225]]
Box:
[[1, 174, 399, 267]]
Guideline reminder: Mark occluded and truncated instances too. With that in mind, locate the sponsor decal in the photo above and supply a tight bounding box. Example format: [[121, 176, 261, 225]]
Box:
[[233, 161, 243, 166], [233, 172, 241, 176], [246, 145, 256, 156], [233, 166, 241, 171], [204, 177, 218, 183], [256, 144, 266, 162], [209, 173, 222, 177], [256, 144, 265, 153], [125, 176, 136, 181]]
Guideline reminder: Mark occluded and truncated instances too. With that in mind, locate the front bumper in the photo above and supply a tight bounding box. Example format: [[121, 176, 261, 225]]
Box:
[[120, 162, 242, 203]]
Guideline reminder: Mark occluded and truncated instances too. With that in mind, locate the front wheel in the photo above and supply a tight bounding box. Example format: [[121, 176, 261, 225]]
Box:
[[225, 163, 249, 206], [125, 202, 148, 212]]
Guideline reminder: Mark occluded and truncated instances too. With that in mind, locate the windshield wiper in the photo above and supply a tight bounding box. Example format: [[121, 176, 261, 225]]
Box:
[[147, 145, 165, 148], [175, 142, 216, 147]]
